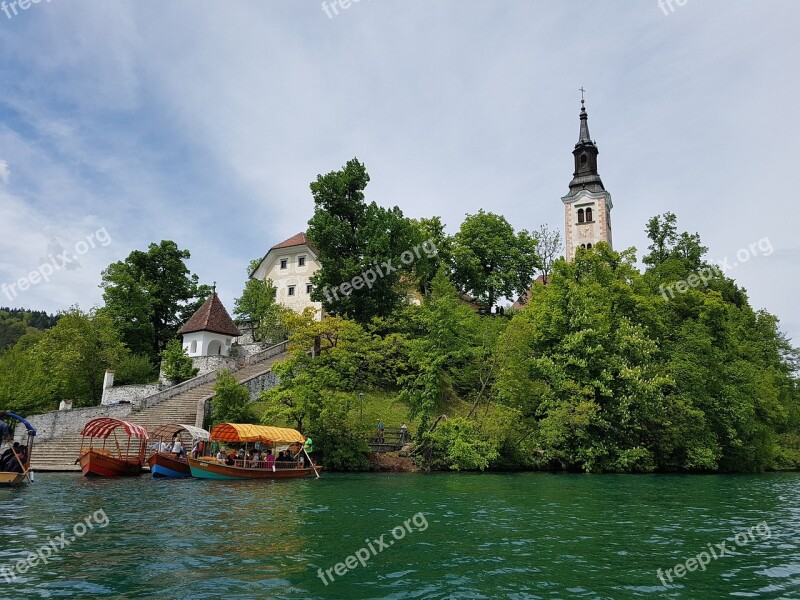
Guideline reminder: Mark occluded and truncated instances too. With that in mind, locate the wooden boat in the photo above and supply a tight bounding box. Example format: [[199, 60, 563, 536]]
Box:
[[78, 418, 148, 477], [147, 423, 210, 479], [0, 412, 36, 487], [188, 423, 320, 481]]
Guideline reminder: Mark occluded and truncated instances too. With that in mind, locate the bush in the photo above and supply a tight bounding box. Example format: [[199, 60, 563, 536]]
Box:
[[212, 370, 254, 425], [422, 417, 499, 471], [160, 339, 198, 383], [114, 354, 157, 385]]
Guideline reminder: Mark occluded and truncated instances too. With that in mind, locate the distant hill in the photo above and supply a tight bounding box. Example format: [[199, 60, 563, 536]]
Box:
[[0, 308, 59, 353]]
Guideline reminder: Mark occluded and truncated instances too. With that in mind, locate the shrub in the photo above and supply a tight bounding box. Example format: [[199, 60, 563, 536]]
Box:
[[160, 339, 198, 383]]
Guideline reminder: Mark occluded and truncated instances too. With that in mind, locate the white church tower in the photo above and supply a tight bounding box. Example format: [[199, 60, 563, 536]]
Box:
[[562, 95, 613, 261]]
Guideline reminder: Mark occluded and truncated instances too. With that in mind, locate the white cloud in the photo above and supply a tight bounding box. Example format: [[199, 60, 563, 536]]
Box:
[[0, 0, 798, 341], [0, 160, 9, 185]]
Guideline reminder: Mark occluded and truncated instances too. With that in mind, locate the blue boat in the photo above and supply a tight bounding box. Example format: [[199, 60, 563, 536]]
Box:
[[147, 424, 209, 479]]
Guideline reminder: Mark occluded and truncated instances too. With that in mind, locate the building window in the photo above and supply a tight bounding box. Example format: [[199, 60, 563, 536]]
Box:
[[298, 256, 306, 267], [306, 284, 313, 294], [288, 285, 295, 296], [578, 208, 585, 224], [280, 259, 288, 270], [580, 154, 588, 166], [587, 243, 592, 249], [190, 340, 197, 354], [585, 207, 593, 222]]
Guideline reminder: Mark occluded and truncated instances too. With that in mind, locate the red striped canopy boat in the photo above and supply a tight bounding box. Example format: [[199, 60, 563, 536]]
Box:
[[79, 418, 149, 477]]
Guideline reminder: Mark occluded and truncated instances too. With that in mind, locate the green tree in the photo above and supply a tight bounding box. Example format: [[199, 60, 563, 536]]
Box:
[[160, 339, 198, 383], [212, 370, 254, 425], [308, 158, 418, 323], [451, 210, 540, 310], [100, 240, 210, 362], [495, 245, 678, 473], [234, 272, 287, 343]]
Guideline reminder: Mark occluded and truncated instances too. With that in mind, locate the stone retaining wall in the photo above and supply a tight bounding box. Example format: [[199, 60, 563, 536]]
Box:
[[101, 384, 165, 406], [16, 404, 133, 444]]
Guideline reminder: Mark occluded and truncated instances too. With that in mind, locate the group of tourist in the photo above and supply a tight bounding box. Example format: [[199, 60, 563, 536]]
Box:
[[214, 446, 306, 469]]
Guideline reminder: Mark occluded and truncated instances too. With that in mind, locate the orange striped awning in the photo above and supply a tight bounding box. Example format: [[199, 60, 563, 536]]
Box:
[[210, 423, 305, 444]]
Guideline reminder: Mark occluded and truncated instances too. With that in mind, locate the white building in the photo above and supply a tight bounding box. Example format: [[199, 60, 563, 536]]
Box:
[[178, 292, 242, 357], [250, 232, 323, 320]]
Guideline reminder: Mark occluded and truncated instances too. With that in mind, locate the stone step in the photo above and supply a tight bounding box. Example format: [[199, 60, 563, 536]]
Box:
[[30, 351, 288, 471]]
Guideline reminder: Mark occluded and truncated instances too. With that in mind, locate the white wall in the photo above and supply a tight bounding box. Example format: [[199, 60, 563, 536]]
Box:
[[255, 245, 323, 320], [182, 331, 233, 357]]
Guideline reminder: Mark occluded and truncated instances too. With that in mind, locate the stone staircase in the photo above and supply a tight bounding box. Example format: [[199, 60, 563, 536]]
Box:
[[30, 353, 288, 472]]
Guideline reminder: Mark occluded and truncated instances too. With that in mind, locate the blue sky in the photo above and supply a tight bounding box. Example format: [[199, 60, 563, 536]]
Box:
[[1, 1, 798, 342]]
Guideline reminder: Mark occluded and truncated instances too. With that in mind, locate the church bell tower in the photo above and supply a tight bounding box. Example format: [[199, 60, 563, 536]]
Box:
[[562, 95, 613, 261]]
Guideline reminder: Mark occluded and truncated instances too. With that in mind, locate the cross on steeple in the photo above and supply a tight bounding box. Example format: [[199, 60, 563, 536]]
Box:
[[580, 87, 586, 102], [212, 281, 217, 293]]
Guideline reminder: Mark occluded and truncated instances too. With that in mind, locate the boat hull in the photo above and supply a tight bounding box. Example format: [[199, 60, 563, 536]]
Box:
[[0, 471, 26, 487], [147, 453, 191, 479], [187, 457, 319, 481], [80, 450, 143, 477]]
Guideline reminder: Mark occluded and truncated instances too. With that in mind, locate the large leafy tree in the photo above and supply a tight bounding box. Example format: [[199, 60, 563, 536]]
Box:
[[100, 240, 210, 361], [0, 307, 131, 414], [307, 158, 418, 323], [234, 262, 288, 343], [451, 210, 540, 310], [495, 245, 676, 473]]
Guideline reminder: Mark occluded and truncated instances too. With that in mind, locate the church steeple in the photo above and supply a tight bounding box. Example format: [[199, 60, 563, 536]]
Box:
[[567, 97, 605, 197], [561, 91, 614, 262]]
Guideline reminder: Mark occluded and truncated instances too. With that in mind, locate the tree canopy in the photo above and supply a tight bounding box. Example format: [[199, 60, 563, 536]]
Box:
[[307, 158, 419, 323], [100, 240, 210, 362], [451, 210, 540, 309]]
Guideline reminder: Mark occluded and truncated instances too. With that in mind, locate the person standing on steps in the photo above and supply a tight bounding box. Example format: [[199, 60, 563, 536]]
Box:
[[377, 420, 385, 443], [400, 422, 409, 444]]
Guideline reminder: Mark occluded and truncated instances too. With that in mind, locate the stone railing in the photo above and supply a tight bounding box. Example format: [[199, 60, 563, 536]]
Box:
[[17, 403, 134, 444], [241, 341, 288, 366], [135, 369, 222, 411]]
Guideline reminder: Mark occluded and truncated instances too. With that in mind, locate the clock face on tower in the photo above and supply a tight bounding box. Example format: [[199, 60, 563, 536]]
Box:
[[579, 225, 593, 238]]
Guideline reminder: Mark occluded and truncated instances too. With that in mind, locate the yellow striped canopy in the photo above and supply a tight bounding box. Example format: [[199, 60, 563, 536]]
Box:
[[210, 423, 305, 444]]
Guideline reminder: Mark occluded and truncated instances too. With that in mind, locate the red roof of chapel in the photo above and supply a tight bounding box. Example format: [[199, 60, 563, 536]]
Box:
[[178, 293, 242, 337]]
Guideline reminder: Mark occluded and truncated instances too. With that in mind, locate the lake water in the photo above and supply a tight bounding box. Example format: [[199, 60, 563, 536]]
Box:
[[1, 471, 800, 599]]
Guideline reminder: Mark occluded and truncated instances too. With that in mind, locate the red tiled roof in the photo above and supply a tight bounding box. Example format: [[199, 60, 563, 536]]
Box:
[[178, 293, 242, 337], [270, 232, 318, 254]]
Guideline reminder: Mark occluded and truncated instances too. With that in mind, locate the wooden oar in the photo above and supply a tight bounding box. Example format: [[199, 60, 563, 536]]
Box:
[[303, 447, 320, 479]]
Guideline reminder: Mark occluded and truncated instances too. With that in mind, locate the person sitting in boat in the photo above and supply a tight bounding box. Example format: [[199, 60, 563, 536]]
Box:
[[5, 446, 26, 472], [159, 439, 171, 453], [225, 449, 238, 466], [215, 448, 226, 462], [265, 449, 275, 469], [1, 442, 21, 470]]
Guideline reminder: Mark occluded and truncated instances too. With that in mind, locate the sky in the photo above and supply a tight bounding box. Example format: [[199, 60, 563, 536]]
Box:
[[0, 1, 798, 342]]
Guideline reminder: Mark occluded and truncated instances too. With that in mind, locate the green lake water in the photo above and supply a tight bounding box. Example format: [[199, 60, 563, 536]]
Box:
[[1, 471, 800, 599]]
